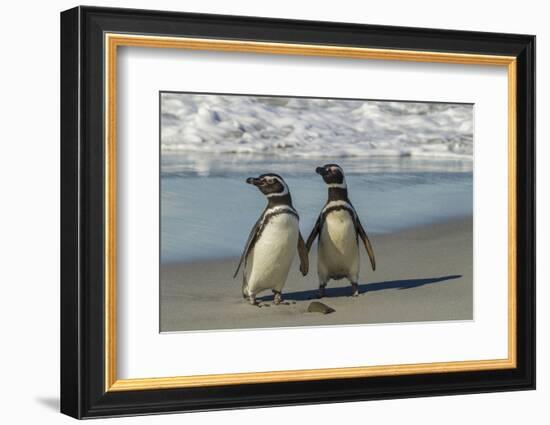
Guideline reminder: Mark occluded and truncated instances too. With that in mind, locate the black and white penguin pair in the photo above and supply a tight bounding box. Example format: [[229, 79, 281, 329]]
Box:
[[234, 165, 375, 305]]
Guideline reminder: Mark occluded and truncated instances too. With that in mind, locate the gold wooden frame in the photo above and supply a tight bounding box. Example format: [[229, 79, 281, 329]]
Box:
[[104, 33, 517, 392]]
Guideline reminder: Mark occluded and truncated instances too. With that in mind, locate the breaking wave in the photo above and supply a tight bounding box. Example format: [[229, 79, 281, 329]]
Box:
[[161, 93, 473, 161]]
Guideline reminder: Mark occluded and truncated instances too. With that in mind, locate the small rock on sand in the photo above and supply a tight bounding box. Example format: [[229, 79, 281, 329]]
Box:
[[307, 301, 335, 314]]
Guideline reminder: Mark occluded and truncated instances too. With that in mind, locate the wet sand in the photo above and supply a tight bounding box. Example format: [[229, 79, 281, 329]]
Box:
[[160, 218, 473, 332]]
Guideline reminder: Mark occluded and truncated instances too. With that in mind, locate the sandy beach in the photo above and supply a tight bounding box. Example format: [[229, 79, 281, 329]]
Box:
[[160, 218, 472, 332]]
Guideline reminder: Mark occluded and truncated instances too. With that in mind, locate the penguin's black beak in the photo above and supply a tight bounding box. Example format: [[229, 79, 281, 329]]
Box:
[[316, 166, 327, 176], [246, 177, 261, 186]]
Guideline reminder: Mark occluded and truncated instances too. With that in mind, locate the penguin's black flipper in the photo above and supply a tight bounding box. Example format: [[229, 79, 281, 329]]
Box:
[[297, 232, 309, 276], [233, 216, 263, 279], [355, 217, 376, 271], [306, 215, 322, 252]]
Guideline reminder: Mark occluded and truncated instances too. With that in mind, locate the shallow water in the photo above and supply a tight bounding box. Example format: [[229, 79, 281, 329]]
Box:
[[161, 156, 472, 263]]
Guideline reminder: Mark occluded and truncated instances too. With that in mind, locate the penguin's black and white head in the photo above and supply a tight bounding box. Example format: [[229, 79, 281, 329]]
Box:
[[246, 173, 290, 198], [315, 164, 347, 188]]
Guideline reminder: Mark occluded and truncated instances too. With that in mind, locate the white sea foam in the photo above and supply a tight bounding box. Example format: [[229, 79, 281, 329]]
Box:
[[161, 93, 473, 160]]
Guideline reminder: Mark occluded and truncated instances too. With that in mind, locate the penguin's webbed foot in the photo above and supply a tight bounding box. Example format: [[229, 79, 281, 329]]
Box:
[[273, 291, 283, 305], [317, 285, 326, 299]]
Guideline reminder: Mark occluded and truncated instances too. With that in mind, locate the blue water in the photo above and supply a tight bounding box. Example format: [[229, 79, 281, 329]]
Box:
[[161, 156, 472, 264]]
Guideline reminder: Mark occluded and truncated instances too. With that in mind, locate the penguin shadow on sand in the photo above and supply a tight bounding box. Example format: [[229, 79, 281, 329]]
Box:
[[274, 274, 462, 302]]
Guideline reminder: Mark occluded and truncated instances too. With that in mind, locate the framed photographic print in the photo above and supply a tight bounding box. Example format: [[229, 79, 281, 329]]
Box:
[[60, 6, 535, 419]]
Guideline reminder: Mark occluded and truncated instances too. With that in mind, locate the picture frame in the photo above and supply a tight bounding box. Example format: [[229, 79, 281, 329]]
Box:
[[60, 5, 535, 419]]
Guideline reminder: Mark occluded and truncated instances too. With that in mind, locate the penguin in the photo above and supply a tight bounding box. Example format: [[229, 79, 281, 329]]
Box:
[[234, 173, 309, 305], [306, 164, 375, 298]]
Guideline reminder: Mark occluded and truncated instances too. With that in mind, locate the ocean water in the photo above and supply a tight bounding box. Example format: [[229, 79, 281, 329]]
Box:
[[161, 156, 472, 263], [161, 93, 473, 160], [160, 94, 473, 264]]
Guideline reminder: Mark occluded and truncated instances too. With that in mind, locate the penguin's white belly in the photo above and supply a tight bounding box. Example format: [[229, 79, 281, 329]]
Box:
[[318, 210, 359, 281], [246, 213, 299, 295]]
